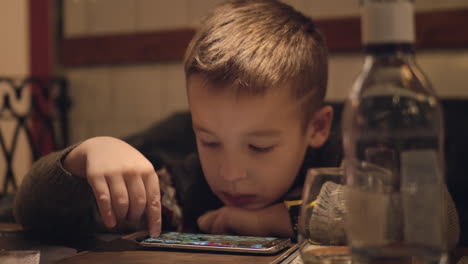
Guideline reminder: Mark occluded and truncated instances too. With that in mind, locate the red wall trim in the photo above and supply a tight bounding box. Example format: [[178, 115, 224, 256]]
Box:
[[29, 0, 53, 76], [29, 0, 55, 155], [60, 9, 468, 67], [61, 28, 196, 66]]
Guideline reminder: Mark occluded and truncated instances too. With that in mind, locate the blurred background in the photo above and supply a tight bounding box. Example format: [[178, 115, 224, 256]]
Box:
[[1, 0, 468, 190]]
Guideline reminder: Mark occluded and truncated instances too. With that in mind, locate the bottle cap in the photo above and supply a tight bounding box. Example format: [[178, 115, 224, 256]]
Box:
[[361, 0, 415, 45]]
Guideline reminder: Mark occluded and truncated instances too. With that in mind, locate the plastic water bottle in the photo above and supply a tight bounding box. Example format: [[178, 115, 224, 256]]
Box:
[[342, 1, 448, 264]]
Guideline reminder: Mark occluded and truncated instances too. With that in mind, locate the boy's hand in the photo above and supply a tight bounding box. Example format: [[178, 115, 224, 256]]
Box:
[[197, 203, 293, 237], [63, 136, 161, 236]]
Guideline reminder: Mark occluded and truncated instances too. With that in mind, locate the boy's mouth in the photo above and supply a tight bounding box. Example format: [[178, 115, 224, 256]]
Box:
[[221, 192, 257, 207]]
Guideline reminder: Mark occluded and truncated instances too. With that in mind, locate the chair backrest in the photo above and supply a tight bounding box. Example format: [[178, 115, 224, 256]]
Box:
[[0, 77, 71, 195]]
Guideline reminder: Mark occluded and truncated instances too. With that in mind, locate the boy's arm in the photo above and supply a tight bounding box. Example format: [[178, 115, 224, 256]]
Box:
[[197, 203, 294, 238], [14, 110, 196, 240], [14, 144, 101, 239], [14, 137, 164, 240]]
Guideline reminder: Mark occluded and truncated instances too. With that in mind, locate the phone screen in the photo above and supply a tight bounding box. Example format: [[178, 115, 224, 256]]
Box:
[[139, 232, 284, 249]]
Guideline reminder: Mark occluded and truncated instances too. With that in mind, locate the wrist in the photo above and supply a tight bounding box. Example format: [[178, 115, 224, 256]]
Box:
[[62, 141, 88, 178]]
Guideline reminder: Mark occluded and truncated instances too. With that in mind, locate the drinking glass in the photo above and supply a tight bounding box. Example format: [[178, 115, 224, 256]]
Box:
[[298, 167, 350, 264]]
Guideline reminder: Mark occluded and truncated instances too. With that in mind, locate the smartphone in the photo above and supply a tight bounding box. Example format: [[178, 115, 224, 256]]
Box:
[[136, 232, 292, 254]]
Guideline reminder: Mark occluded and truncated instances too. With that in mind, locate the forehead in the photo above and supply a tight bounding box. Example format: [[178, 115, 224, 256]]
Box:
[[187, 75, 302, 134]]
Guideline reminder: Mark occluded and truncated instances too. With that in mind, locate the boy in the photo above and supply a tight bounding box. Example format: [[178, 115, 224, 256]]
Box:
[[13, 0, 459, 246]]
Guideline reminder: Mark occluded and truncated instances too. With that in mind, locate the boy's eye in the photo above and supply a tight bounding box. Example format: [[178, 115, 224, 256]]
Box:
[[200, 141, 220, 148], [249, 144, 275, 153]]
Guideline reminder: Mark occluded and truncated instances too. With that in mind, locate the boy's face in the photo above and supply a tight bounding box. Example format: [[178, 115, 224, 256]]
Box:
[[187, 74, 331, 209]]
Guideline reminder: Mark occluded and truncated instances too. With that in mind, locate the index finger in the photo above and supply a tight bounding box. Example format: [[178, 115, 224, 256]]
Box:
[[142, 171, 161, 237]]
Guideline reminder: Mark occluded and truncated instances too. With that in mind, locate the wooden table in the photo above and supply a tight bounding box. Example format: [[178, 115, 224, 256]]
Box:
[[1, 222, 467, 264], [0, 222, 117, 264]]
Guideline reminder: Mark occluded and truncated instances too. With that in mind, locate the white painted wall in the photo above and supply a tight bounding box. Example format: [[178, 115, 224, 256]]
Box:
[[0, 0, 29, 76], [0, 0, 31, 190]]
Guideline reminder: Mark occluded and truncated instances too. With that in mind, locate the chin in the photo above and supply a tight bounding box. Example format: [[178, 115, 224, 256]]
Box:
[[242, 203, 266, 210], [222, 199, 271, 210]]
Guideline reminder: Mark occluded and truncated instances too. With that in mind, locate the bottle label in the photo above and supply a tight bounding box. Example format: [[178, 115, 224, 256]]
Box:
[[362, 1, 415, 44]]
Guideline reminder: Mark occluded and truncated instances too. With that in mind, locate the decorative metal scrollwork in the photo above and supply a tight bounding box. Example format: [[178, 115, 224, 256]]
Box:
[[0, 77, 71, 195]]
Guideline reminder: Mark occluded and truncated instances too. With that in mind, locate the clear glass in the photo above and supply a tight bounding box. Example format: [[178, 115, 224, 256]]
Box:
[[298, 168, 350, 264], [342, 49, 448, 264]]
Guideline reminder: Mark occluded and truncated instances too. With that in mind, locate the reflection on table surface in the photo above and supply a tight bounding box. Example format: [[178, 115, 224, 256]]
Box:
[[0, 222, 119, 264]]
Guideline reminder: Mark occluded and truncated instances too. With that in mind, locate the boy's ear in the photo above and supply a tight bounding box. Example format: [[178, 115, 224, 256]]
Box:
[[308, 105, 334, 148]]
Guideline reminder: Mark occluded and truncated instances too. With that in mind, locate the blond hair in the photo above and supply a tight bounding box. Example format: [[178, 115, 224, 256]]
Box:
[[184, 0, 328, 126]]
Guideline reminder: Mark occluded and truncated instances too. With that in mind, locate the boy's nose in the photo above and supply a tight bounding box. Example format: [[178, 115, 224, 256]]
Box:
[[219, 155, 248, 182]]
